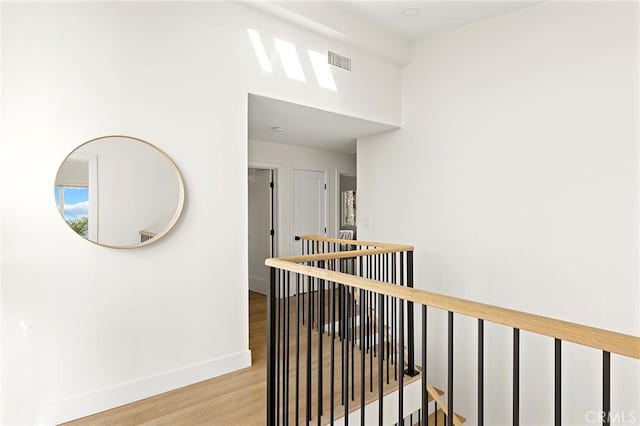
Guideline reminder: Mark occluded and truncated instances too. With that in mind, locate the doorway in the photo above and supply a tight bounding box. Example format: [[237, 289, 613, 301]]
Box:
[[248, 168, 275, 295], [292, 168, 327, 255]]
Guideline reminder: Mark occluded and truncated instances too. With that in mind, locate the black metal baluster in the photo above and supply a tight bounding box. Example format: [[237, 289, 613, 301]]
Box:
[[435, 402, 438, 426], [447, 311, 453, 426], [398, 297, 405, 426], [392, 254, 397, 382], [331, 260, 337, 342], [378, 292, 385, 426], [341, 284, 346, 405], [352, 288, 355, 402], [421, 306, 427, 426], [338, 284, 346, 406], [330, 279, 336, 425], [369, 291, 373, 393], [339, 276, 343, 341], [307, 275, 312, 423], [373, 258, 378, 358], [311, 244, 315, 329], [406, 251, 416, 376], [285, 271, 290, 426], [513, 328, 520, 426], [296, 273, 301, 425], [344, 288, 350, 426], [391, 268, 398, 381], [267, 267, 276, 426], [399, 253, 404, 385], [603, 351, 611, 426], [360, 288, 366, 426], [554, 338, 561, 426], [318, 263, 325, 424], [478, 319, 484, 426], [303, 242, 308, 326], [386, 254, 390, 385], [384, 296, 391, 384], [393, 296, 397, 380], [276, 270, 281, 425]]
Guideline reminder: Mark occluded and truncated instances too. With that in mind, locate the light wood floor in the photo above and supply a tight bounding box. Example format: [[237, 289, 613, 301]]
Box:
[[64, 291, 431, 426]]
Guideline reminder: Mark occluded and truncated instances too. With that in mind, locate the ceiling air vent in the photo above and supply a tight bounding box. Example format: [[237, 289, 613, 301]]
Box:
[[328, 51, 352, 71]]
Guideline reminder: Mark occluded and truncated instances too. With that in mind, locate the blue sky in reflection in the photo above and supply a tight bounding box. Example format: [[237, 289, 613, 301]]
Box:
[[54, 187, 89, 220]]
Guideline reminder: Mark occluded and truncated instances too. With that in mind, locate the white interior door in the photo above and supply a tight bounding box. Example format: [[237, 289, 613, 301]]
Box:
[[292, 169, 326, 255], [248, 168, 272, 295]]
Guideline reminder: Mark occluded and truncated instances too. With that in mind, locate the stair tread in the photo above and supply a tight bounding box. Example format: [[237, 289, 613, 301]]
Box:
[[426, 384, 466, 425], [414, 408, 465, 426]]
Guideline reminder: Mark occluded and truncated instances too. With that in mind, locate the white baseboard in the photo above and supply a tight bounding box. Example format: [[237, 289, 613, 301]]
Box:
[[5, 350, 252, 426], [249, 275, 269, 295]]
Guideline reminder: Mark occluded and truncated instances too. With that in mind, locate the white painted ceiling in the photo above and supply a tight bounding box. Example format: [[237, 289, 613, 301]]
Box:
[[336, 1, 541, 39], [248, 94, 397, 153]]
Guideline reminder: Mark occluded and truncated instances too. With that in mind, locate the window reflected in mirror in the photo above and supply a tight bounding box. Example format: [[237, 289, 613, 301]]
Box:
[[54, 186, 90, 238]]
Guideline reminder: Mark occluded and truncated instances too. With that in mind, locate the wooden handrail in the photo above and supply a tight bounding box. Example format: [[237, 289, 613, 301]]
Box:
[[277, 247, 412, 263], [265, 258, 640, 360], [300, 234, 414, 251]]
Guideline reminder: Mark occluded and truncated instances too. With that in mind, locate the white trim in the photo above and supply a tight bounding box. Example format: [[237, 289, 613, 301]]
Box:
[[83, 153, 98, 241], [58, 153, 98, 241], [5, 350, 252, 426], [249, 275, 269, 295], [248, 160, 285, 258]]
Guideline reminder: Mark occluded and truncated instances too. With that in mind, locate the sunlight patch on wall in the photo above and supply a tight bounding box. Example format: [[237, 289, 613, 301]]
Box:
[[248, 29, 272, 73], [275, 38, 305, 82], [249, 29, 339, 91], [308, 50, 337, 92]]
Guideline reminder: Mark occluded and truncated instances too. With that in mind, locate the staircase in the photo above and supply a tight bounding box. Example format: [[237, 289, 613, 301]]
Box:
[[268, 236, 465, 425], [266, 235, 640, 426]]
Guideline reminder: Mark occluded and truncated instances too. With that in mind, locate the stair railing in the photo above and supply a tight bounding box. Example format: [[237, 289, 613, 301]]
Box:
[[266, 235, 640, 426]]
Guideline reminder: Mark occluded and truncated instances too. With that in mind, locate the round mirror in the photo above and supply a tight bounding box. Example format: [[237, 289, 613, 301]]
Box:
[[54, 135, 184, 248]]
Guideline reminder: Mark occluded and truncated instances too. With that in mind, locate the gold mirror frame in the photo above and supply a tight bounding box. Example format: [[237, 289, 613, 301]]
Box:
[[54, 135, 185, 249]]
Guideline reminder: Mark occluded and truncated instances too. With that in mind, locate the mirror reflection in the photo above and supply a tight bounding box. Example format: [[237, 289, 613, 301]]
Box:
[[54, 136, 184, 248]]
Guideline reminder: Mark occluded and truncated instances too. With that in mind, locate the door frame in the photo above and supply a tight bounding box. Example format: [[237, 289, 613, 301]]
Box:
[[248, 161, 282, 259]]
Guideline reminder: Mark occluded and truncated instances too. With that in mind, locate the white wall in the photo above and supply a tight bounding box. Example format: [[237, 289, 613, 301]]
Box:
[[0, 2, 399, 424], [358, 2, 639, 425], [249, 139, 357, 258]]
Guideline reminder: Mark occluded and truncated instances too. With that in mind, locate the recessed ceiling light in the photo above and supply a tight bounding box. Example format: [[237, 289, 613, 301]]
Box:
[[402, 7, 420, 17], [271, 126, 285, 132]]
